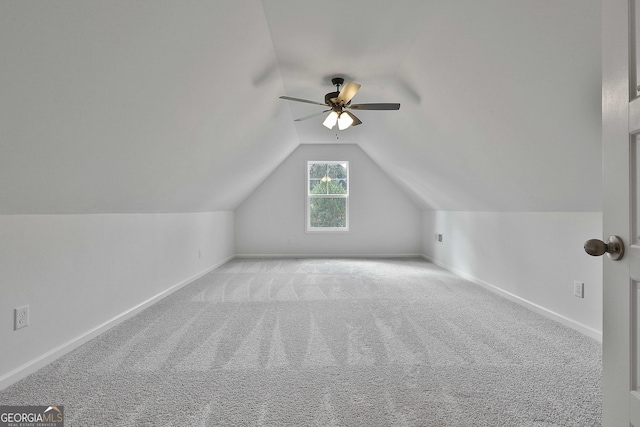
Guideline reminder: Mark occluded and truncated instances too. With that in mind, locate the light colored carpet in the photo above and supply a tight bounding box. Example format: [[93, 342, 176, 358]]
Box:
[[0, 258, 601, 426]]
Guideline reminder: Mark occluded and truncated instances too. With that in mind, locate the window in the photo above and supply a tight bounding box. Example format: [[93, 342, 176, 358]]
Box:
[[307, 161, 349, 232]]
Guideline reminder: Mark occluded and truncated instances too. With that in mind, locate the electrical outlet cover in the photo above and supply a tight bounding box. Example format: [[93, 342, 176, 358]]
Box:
[[14, 305, 29, 330], [573, 281, 584, 298]]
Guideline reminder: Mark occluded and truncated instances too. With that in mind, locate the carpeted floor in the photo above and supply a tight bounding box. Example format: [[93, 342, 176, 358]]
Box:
[[0, 258, 601, 426]]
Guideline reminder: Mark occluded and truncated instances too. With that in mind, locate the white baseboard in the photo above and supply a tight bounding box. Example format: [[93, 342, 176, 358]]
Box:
[[235, 253, 423, 259], [421, 255, 602, 342], [0, 255, 235, 391]]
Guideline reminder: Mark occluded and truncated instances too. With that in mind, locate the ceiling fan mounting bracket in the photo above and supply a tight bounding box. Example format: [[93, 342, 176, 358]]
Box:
[[331, 77, 345, 87]]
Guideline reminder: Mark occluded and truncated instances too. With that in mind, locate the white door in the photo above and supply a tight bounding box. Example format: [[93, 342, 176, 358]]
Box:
[[603, 0, 640, 425]]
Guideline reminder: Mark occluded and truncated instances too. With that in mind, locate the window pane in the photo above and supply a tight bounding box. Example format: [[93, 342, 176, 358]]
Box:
[[327, 163, 347, 179], [327, 179, 347, 194], [309, 163, 327, 179], [309, 197, 346, 228], [310, 180, 328, 194], [309, 179, 323, 193]]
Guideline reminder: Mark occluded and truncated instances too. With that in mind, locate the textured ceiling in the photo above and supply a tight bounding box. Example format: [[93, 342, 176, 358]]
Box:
[[0, 0, 601, 214]]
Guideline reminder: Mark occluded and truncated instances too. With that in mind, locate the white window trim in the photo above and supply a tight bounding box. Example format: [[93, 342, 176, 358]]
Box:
[[306, 160, 349, 233]]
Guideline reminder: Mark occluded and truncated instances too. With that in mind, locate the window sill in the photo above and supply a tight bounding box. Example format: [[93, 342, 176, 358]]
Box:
[[305, 228, 350, 234]]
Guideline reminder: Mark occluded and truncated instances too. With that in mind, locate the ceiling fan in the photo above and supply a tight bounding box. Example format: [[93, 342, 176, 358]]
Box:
[[279, 77, 400, 130]]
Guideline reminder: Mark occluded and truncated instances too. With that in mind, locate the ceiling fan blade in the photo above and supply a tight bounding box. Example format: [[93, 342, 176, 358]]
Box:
[[279, 96, 327, 106], [343, 111, 362, 127], [336, 82, 361, 105], [348, 103, 401, 110], [294, 110, 330, 121]]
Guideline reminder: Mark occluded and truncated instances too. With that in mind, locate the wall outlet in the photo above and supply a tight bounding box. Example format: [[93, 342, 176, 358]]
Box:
[[14, 305, 29, 330], [573, 281, 584, 298], [437, 234, 443, 243]]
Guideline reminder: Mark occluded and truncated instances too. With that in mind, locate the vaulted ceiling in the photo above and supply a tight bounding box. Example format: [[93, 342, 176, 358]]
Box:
[[0, 0, 601, 214]]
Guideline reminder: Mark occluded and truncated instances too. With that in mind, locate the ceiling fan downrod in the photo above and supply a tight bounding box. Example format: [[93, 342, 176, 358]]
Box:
[[331, 77, 344, 92]]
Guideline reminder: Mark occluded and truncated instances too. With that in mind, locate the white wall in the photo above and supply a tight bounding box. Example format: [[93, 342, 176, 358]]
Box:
[[0, 212, 234, 389], [235, 144, 422, 256], [422, 211, 603, 340]]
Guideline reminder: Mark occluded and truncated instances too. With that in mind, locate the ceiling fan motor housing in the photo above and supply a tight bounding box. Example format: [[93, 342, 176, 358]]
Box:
[[325, 91, 340, 106], [325, 77, 345, 107]]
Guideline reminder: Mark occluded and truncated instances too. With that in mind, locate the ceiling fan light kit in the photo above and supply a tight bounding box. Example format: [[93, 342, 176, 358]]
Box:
[[337, 111, 354, 130], [323, 111, 339, 129], [280, 76, 400, 131]]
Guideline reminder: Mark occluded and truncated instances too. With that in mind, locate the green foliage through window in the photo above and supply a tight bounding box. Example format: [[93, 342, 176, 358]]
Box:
[[307, 162, 349, 230]]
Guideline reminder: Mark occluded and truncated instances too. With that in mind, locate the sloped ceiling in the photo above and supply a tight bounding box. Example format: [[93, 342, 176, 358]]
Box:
[[0, 0, 601, 214], [0, 0, 298, 213]]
